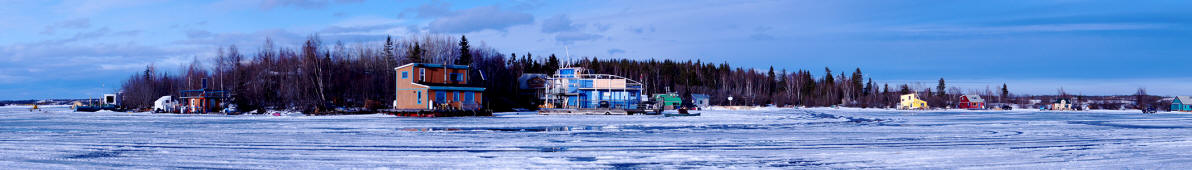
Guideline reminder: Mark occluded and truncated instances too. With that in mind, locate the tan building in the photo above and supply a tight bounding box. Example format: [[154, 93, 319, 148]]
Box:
[[393, 63, 484, 110]]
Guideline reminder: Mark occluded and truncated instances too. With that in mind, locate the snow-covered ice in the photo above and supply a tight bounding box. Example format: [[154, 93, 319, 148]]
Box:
[[2, 106, 1192, 169]]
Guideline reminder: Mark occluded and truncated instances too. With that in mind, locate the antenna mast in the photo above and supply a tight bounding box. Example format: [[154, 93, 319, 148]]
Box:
[[564, 46, 570, 67]]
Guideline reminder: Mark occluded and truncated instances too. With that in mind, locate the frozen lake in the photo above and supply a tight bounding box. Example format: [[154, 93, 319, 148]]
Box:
[[3, 106, 1192, 169]]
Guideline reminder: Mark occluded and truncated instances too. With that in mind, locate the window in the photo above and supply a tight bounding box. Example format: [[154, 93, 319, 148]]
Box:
[[453, 92, 460, 102], [419, 68, 425, 82], [416, 91, 422, 104], [435, 91, 446, 104], [451, 73, 463, 83], [401, 71, 408, 79]]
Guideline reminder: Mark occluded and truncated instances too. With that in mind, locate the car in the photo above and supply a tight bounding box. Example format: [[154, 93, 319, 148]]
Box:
[[1142, 107, 1158, 114]]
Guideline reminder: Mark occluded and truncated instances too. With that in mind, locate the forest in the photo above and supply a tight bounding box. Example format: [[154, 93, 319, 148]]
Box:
[[120, 34, 1085, 113]]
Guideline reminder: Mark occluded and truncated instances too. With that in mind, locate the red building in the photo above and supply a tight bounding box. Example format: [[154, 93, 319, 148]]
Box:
[[958, 94, 986, 109]]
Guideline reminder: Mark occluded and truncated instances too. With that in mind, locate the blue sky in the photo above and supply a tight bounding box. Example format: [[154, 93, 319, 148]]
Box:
[[1, 0, 1190, 100]]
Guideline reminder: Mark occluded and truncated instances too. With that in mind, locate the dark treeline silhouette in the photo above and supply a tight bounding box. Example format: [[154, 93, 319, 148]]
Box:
[[567, 58, 941, 108], [121, 34, 519, 113], [123, 34, 1097, 113]]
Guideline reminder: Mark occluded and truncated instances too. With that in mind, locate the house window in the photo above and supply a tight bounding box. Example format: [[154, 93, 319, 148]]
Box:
[[436, 91, 446, 104], [419, 68, 425, 82], [402, 71, 408, 79], [416, 91, 422, 104], [453, 92, 460, 102], [451, 73, 463, 83]]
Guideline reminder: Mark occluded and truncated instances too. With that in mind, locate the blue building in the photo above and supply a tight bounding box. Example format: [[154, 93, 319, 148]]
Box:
[[691, 94, 710, 108], [541, 68, 643, 109], [1173, 96, 1192, 112]]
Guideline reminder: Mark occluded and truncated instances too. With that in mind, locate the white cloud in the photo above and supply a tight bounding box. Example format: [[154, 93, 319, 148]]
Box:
[[426, 6, 534, 33], [541, 14, 582, 33], [40, 18, 91, 35], [100, 63, 148, 70], [55, 0, 161, 16], [554, 32, 602, 45], [891, 23, 1168, 35]]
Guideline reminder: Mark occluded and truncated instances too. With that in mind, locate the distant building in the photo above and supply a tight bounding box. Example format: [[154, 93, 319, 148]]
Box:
[[1172, 96, 1192, 112], [691, 94, 710, 109], [958, 94, 986, 109], [103, 93, 121, 106], [899, 93, 928, 110], [393, 63, 484, 110], [653, 93, 682, 110], [539, 67, 643, 109], [180, 78, 227, 114], [1051, 98, 1073, 111]]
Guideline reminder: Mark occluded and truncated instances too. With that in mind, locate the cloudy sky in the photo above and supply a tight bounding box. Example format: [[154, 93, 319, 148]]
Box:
[[1, 0, 1191, 100]]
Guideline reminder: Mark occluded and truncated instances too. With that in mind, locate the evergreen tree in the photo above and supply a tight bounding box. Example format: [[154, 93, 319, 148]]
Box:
[[1001, 83, 1009, 102], [384, 35, 394, 59], [823, 67, 834, 83], [883, 84, 890, 94], [852, 68, 863, 97], [407, 42, 423, 63], [767, 66, 776, 94], [456, 35, 472, 65], [864, 78, 873, 96], [937, 78, 946, 97], [778, 69, 787, 94], [801, 71, 815, 100], [546, 54, 560, 73]]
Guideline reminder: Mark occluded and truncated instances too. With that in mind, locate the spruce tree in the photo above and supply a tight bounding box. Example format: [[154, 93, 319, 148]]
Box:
[[852, 68, 863, 97], [407, 42, 422, 63], [883, 84, 889, 94], [384, 36, 394, 59], [864, 78, 873, 96], [768, 66, 776, 94], [456, 35, 472, 65], [823, 67, 834, 85], [937, 78, 946, 97], [1001, 83, 1009, 102], [546, 54, 560, 73]]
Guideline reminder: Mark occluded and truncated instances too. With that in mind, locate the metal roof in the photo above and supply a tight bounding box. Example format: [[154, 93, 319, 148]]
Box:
[[395, 63, 470, 70], [1177, 96, 1192, 105], [962, 95, 985, 103]]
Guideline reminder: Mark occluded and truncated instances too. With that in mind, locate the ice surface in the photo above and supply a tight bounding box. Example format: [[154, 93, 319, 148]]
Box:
[[2, 107, 1192, 169]]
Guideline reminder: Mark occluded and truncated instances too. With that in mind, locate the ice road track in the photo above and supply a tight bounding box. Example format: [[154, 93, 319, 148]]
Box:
[[2, 107, 1192, 169]]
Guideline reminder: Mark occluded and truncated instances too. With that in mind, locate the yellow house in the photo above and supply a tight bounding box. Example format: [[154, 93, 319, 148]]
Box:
[[1052, 99, 1073, 111], [899, 94, 928, 110]]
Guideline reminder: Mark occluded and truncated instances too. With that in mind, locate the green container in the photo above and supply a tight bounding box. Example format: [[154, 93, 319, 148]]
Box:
[[653, 93, 682, 107]]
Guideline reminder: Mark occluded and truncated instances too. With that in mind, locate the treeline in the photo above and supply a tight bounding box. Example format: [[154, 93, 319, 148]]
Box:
[[121, 34, 519, 113], [562, 59, 1014, 108], [121, 33, 1029, 113]]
